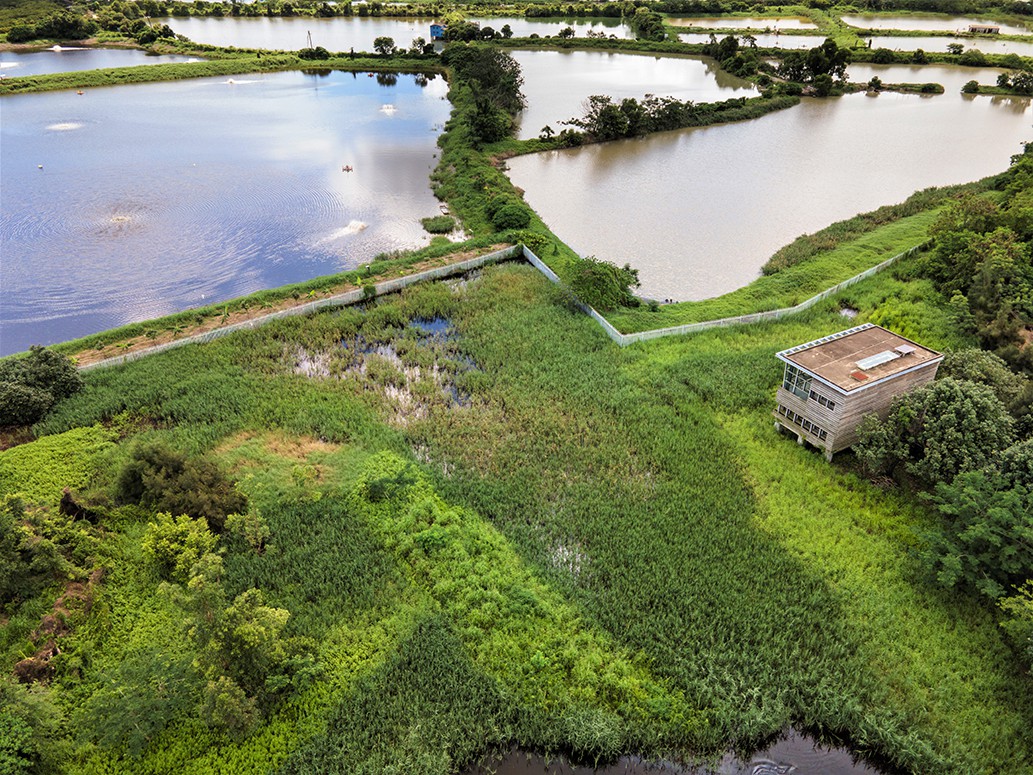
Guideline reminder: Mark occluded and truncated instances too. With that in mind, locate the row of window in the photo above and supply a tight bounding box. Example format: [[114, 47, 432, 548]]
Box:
[[782, 364, 811, 399], [809, 390, 837, 411], [777, 405, 829, 441], [783, 365, 838, 411]]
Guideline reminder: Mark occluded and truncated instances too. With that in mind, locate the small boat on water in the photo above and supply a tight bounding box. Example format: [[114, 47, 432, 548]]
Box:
[[342, 165, 354, 172]]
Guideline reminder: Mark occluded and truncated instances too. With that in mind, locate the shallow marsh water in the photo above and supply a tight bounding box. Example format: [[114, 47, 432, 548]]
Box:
[[506, 74, 1031, 302], [0, 70, 450, 355], [513, 50, 756, 140], [0, 47, 200, 77], [161, 15, 632, 52]]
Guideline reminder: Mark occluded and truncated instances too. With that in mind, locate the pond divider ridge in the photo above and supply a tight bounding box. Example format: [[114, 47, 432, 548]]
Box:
[[80, 241, 926, 370]]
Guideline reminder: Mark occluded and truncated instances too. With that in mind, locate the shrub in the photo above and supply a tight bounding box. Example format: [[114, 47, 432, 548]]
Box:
[[115, 443, 246, 532], [0, 383, 52, 427], [565, 255, 641, 311], [0, 346, 83, 426], [490, 203, 532, 231], [6, 25, 35, 43], [962, 80, 980, 94]]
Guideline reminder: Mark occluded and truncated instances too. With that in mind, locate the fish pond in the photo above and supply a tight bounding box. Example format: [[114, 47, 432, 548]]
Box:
[[512, 50, 757, 140], [506, 71, 1030, 302], [0, 70, 451, 355], [677, 33, 827, 49], [860, 34, 1033, 56], [666, 16, 818, 30], [160, 15, 632, 52], [0, 47, 200, 77], [840, 14, 1031, 35]]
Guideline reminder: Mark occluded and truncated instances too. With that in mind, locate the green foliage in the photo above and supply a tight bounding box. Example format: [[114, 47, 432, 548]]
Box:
[[115, 442, 247, 532], [439, 44, 526, 146], [927, 464, 1033, 600], [77, 647, 201, 757], [855, 378, 1015, 485], [0, 679, 67, 775], [372, 35, 395, 55], [0, 425, 115, 506], [420, 215, 455, 234], [628, 7, 666, 42], [999, 580, 1033, 668], [0, 346, 83, 426], [0, 496, 64, 609], [490, 202, 532, 231], [777, 38, 848, 84], [564, 255, 641, 311], [7, 10, 97, 41], [142, 513, 218, 583]]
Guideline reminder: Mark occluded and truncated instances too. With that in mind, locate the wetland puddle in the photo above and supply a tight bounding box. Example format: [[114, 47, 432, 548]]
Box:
[[291, 315, 479, 424]]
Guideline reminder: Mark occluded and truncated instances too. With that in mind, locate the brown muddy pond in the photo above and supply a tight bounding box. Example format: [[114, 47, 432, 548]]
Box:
[[513, 50, 756, 140], [840, 14, 1031, 35], [465, 731, 883, 774], [506, 74, 1030, 302], [666, 16, 818, 30]]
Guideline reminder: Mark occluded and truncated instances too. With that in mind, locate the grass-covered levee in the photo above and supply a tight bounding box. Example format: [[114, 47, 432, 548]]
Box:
[[1, 255, 1031, 774]]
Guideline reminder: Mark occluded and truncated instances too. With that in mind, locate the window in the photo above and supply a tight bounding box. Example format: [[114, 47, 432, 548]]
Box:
[[808, 390, 837, 411], [783, 364, 811, 399], [777, 405, 828, 441]]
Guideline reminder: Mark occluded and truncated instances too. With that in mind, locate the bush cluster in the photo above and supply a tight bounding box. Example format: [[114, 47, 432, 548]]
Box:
[[0, 347, 83, 427]]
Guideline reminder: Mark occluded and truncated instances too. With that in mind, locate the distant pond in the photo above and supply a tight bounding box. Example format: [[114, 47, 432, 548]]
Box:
[[841, 14, 1031, 35], [506, 70, 1031, 303], [666, 16, 818, 30], [512, 50, 756, 140], [0, 47, 201, 78], [678, 32, 827, 49], [161, 15, 632, 52], [860, 34, 1033, 56], [0, 70, 451, 355]]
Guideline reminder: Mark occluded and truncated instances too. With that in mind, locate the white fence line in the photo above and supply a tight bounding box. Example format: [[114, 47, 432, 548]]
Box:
[[79, 240, 925, 370], [522, 242, 927, 347]]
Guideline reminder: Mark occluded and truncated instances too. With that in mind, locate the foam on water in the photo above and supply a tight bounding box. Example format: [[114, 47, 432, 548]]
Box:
[[314, 220, 368, 244], [46, 122, 83, 131]]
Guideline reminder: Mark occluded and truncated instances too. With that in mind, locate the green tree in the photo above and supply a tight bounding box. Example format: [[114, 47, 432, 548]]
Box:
[[373, 36, 395, 55], [926, 464, 1033, 600], [855, 378, 1015, 485]]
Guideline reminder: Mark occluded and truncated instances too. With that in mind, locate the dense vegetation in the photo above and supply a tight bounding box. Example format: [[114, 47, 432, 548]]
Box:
[[3, 1, 1033, 772]]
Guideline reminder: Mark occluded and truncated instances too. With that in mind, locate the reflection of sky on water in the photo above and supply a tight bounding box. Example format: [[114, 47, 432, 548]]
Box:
[[0, 48, 198, 77], [514, 50, 757, 140], [0, 71, 451, 355], [507, 76, 1031, 303]]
